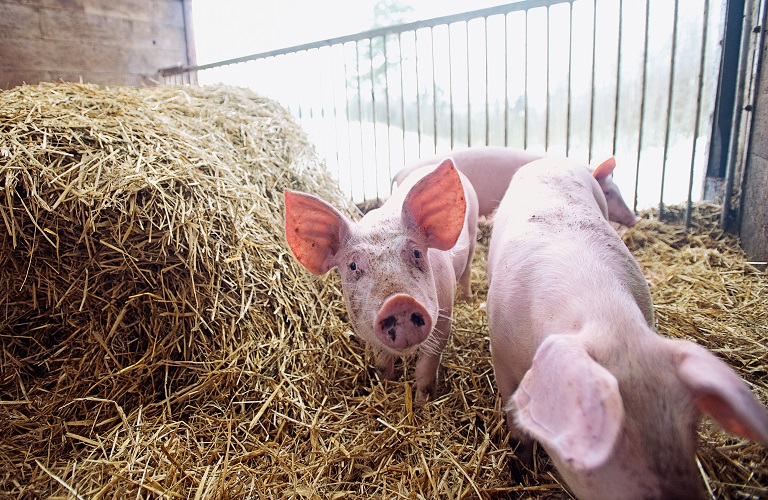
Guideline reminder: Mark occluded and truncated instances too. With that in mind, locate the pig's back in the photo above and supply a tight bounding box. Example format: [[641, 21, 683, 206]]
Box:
[[488, 160, 653, 328], [395, 147, 542, 216]]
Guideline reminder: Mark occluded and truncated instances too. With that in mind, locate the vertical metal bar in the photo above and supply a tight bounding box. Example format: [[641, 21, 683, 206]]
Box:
[[369, 38, 380, 201], [467, 20, 472, 147], [432, 27, 438, 154], [524, 10, 529, 150], [356, 41, 366, 200], [685, 0, 711, 229], [721, 0, 756, 230], [399, 33, 406, 168], [566, 1, 574, 156], [545, 6, 551, 152], [343, 46, 354, 201], [633, 0, 652, 213], [485, 16, 490, 146], [504, 13, 509, 147], [612, 0, 624, 156], [706, 0, 746, 185], [732, 0, 767, 232], [415, 30, 423, 156], [587, 0, 598, 163], [330, 45, 341, 179], [659, 0, 680, 217], [449, 24, 455, 149], [383, 35, 392, 183], [317, 49, 327, 171]]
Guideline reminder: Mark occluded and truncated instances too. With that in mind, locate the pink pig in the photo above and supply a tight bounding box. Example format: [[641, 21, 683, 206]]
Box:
[[393, 146, 639, 227], [284, 159, 478, 401], [487, 157, 768, 499]]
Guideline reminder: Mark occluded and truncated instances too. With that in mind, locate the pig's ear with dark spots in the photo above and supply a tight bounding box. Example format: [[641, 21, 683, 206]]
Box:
[[673, 340, 768, 446], [401, 158, 466, 251], [513, 335, 624, 471], [592, 157, 617, 181], [284, 190, 351, 275]]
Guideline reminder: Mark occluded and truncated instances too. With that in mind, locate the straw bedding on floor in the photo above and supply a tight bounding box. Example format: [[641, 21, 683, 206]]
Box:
[[0, 83, 765, 498]]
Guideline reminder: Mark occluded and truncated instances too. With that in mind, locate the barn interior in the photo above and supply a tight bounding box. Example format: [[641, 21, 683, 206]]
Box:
[[1, 1, 766, 498]]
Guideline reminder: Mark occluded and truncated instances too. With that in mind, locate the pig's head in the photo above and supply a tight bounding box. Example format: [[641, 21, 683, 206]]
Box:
[[512, 334, 768, 499], [592, 157, 640, 227], [284, 159, 466, 356]]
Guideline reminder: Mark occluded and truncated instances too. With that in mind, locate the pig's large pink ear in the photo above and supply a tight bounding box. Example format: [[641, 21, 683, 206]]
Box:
[[592, 157, 617, 181], [284, 190, 350, 275], [674, 341, 768, 446], [401, 158, 466, 250], [513, 335, 624, 470]]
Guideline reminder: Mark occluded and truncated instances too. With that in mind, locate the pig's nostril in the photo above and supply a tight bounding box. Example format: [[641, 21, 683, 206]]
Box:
[[381, 316, 396, 330], [410, 313, 425, 327]]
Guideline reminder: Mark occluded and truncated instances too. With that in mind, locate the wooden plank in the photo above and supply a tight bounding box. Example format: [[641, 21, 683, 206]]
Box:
[[182, 0, 195, 66], [82, 0, 184, 28], [0, 38, 187, 74], [0, 0, 190, 88], [1, 0, 84, 10], [39, 9, 186, 50], [0, 3, 42, 39]]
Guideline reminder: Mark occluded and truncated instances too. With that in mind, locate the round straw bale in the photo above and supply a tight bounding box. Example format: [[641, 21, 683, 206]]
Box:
[[0, 83, 353, 494]]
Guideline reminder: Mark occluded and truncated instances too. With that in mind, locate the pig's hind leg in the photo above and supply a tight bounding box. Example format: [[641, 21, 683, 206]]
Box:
[[504, 405, 536, 480], [491, 350, 535, 476], [456, 223, 477, 302]]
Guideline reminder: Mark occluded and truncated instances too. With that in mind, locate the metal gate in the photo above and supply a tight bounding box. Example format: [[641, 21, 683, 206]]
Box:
[[161, 0, 752, 227]]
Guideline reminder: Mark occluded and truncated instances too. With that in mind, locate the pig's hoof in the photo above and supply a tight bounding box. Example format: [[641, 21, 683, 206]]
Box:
[[374, 366, 395, 381], [416, 382, 436, 402], [508, 456, 530, 484], [509, 440, 535, 483]]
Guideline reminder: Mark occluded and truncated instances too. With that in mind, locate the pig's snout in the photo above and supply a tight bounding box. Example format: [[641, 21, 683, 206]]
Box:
[[375, 294, 433, 351]]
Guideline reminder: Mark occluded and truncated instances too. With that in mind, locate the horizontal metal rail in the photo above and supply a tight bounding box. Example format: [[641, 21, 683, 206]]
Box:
[[160, 0, 572, 77]]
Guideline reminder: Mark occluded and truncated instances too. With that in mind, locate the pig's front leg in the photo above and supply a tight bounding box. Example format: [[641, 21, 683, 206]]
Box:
[[505, 409, 535, 477], [373, 346, 397, 381], [414, 304, 452, 401]]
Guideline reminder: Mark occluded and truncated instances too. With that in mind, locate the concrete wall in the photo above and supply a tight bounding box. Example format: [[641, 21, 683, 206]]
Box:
[[0, 0, 193, 88]]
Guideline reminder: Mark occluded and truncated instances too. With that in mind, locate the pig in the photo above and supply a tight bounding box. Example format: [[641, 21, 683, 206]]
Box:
[[393, 146, 639, 227], [284, 159, 479, 401], [486, 156, 768, 499]]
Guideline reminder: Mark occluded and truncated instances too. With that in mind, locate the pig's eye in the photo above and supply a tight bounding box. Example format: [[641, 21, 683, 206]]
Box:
[[349, 262, 357, 271], [413, 249, 422, 259]]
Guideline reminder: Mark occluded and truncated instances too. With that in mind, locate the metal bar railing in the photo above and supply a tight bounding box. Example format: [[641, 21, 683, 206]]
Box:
[[633, 0, 652, 214], [686, 0, 711, 228], [660, 0, 681, 218], [588, 1, 598, 163], [611, 0, 623, 157], [160, 0, 569, 78], [161, 0, 726, 218], [565, 3, 573, 156]]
